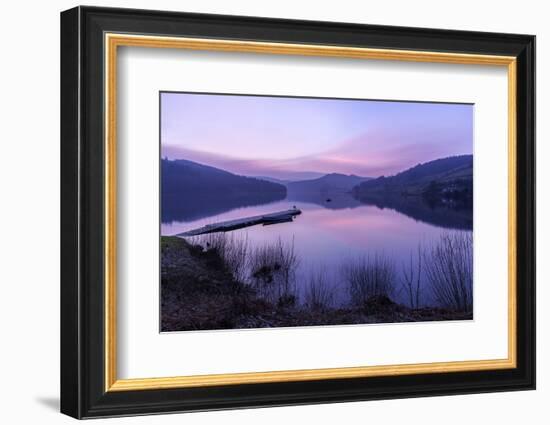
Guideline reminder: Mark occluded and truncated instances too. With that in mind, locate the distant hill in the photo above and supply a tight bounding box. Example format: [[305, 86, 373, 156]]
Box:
[[287, 173, 372, 193], [162, 159, 287, 223], [254, 176, 290, 185], [255, 171, 326, 182], [352, 155, 473, 207]]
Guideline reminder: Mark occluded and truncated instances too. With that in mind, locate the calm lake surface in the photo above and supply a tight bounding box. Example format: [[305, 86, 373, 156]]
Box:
[[161, 194, 472, 307]]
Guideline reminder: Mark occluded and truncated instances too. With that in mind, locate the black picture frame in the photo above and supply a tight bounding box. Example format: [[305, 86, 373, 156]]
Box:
[[61, 6, 535, 419]]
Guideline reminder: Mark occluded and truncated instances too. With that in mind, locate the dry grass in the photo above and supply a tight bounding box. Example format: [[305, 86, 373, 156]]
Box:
[[343, 253, 396, 307], [423, 232, 473, 312], [401, 244, 423, 309], [248, 237, 299, 305], [187, 230, 473, 314], [303, 266, 334, 311], [189, 233, 250, 283]]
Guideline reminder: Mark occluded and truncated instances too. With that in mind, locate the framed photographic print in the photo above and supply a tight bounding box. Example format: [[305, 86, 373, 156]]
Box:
[[60, 6, 535, 419]]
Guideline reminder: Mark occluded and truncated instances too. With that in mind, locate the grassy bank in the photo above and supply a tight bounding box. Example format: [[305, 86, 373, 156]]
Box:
[[161, 236, 472, 332]]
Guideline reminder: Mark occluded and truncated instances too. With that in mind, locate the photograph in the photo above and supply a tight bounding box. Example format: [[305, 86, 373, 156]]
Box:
[[160, 92, 474, 332]]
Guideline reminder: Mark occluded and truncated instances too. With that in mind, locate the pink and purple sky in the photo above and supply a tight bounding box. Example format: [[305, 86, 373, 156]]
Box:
[[161, 92, 473, 181]]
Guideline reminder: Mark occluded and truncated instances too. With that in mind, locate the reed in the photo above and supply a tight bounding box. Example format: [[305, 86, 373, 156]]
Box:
[[248, 237, 299, 305], [304, 266, 335, 311], [401, 244, 423, 309], [343, 253, 396, 307], [423, 232, 473, 312], [190, 233, 250, 283]]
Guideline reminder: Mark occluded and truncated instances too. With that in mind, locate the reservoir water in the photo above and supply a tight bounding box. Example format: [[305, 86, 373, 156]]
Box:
[[161, 193, 472, 308]]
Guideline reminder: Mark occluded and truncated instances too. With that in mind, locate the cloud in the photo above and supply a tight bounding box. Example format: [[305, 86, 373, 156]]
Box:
[[162, 118, 471, 180]]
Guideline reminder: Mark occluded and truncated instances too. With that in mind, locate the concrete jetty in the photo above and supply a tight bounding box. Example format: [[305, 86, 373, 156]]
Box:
[[175, 208, 302, 237]]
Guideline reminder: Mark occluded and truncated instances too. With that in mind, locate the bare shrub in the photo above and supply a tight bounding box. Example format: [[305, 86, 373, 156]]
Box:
[[190, 233, 249, 282], [343, 254, 396, 307], [423, 232, 473, 312], [401, 245, 423, 309], [249, 237, 299, 305], [304, 266, 334, 311]]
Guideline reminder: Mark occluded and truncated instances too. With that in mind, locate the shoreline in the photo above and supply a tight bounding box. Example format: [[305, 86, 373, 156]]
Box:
[[161, 236, 472, 332]]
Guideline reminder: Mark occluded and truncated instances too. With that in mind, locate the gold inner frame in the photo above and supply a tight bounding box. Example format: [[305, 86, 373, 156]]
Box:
[[104, 33, 517, 392]]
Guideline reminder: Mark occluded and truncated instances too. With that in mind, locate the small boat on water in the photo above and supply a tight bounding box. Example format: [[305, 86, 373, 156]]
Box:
[[176, 208, 302, 237]]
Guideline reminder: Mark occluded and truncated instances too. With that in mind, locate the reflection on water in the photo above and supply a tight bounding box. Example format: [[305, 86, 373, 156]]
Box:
[[355, 194, 472, 231], [161, 192, 472, 307], [162, 191, 286, 223]]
